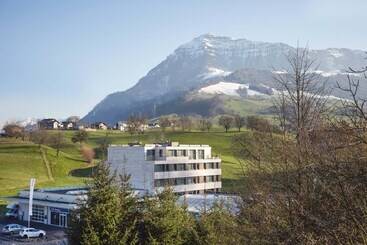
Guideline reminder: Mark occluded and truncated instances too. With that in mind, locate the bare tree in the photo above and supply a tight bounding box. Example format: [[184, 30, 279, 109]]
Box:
[[233, 115, 245, 132], [179, 116, 192, 132], [30, 130, 50, 148], [49, 131, 65, 158], [66, 116, 80, 123], [231, 47, 366, 243], [218, 116, 233, 133], [205, 120, 212, 132], [159, 117, 171, 132], [168, 115, 179, 131], [2, 124, 24, 139], [127, 115, 141, 135], [81, 145, 95, 164], [71, 130, 89, 145], [246, 115, 272, 132], [273, 46, 329, 137]]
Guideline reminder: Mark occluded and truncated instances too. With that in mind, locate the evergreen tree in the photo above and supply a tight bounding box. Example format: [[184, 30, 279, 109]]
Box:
[[68, 162, 123, 245], [117, 174, 140, 244], [197, 203, 241, 245], [141, 188, 199, 245]]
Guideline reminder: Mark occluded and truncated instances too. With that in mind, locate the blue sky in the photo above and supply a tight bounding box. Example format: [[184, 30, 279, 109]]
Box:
[[0, 0, 366, 124]]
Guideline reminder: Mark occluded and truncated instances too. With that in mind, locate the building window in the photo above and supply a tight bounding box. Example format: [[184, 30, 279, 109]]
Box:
[[198, 150, 204, 159], [186, 176, 199, 184], [31, 205, 45, 222], [176, 164, 185, 171], [189, 150, 196, 159], [186, 163, 197, 170], [159, 149, 163, 157], [146, 150, 155, 160], [167, 150, 174, 157], [154, 178, 186, 187], [175, 178, 186, 185], [207, 176, 215, 182], [168, 164, 176, 171], [154, 164, 165, 172]]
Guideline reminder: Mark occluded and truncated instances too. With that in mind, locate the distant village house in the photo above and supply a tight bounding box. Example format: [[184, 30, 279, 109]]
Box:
[[91, 122, 108, 130], [115, 121, 128, 131], [38, 119, 62, 130]]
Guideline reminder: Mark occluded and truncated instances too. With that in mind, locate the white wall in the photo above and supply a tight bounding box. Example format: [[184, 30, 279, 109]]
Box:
[[108, 146, 154, 193]]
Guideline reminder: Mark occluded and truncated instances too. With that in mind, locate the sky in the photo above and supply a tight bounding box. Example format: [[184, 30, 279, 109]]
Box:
[[0, 0, 366, 125]]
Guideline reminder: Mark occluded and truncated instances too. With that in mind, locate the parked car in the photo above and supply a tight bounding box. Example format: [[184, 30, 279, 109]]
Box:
[[19, 228, 46, 238], [5, 209, 18, 218], [2, 224, 26, 234]]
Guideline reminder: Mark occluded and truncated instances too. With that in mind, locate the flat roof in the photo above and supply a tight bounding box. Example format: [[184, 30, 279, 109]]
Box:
[[33, 187, 89, 195], [177, 194, 241, 214]]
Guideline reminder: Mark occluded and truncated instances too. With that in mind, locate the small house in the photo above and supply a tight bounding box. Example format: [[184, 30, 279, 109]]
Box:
[[91, 122, 108, 130], [38, 119, 62, 130]]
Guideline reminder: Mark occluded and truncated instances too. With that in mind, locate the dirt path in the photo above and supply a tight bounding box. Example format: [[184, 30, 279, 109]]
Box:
[[40, 147, 55, 182]]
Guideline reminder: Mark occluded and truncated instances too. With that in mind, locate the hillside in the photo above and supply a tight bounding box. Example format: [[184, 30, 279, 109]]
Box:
[[0, 139, 91, 196], [0, 129, 248, 199]]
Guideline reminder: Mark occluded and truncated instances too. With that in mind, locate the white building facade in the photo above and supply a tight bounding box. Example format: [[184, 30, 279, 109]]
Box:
[[107, 142, 221, 194]]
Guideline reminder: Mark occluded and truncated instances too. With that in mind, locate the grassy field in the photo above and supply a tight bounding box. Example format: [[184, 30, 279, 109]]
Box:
[[0, 139, 90, 196], [0, 128, 247, 200]]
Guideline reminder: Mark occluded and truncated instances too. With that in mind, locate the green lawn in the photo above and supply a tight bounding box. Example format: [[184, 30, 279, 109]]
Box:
[[0, 129, 247, 199], [0, 138, 91, 197]]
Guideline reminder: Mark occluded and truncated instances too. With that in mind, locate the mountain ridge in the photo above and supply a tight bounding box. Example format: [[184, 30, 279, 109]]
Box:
[[82, 34, 366, 124]]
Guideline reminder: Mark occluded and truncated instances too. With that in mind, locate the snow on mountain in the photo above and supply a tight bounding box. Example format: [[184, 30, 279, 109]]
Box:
[[199, 82, 266, 97], [175, 34, 293, 64], [328, 49, 344, 58], [83, 34, 367, 123], [198, 67, 232, 80], [273, 69, 362, 77], [16, 118, 39, 127]]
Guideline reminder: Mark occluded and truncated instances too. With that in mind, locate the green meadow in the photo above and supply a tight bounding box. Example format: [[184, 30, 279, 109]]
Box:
[[0, 128, 247, 199]]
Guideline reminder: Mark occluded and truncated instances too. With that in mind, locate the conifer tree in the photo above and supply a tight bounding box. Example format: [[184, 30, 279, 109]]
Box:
[[140, 188, 199, 245], [197, 203, 241, 245], [68, 162, 123, 245], [117, 174, 140, 244]]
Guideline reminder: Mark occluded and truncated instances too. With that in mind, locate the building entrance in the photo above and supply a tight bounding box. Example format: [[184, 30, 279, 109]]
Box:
[[50, 207, 69, 227]]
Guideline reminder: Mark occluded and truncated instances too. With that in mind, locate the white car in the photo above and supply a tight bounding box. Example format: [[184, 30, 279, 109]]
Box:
[[2, 224, 26, 234], [19, 228, 46, 238]]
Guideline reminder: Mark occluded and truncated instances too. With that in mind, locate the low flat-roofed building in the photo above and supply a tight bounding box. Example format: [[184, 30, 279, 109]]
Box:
[[7, 187, 147, 228]]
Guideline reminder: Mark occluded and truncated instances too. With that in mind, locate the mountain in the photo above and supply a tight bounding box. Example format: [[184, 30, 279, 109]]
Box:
[[83, 34, 367, 124]]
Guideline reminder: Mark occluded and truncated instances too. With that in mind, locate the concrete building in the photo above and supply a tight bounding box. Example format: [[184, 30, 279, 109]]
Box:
[[107, 142, 221, 194]]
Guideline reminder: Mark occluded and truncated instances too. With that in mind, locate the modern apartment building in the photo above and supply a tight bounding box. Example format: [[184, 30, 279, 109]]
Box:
[[107, 142, 221, 194]]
